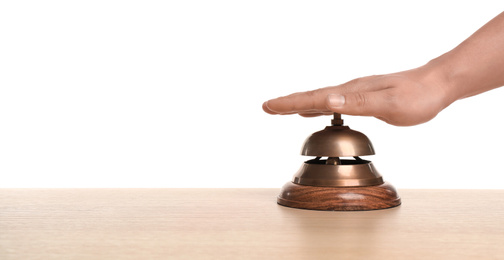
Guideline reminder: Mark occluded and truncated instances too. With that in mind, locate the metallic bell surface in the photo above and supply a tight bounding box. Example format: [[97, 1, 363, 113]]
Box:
[[301, 125, 375, 157], [293, 159, 384, 187]]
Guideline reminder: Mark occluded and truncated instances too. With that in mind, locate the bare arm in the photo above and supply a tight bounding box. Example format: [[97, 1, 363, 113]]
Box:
[[263, 12, 504, 126]]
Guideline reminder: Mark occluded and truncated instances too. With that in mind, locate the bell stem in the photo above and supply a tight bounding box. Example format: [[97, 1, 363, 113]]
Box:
[[331, 113, 344, 126]]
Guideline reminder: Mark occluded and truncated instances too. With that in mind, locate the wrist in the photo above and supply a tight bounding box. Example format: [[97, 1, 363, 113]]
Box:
[[424, 47, 501, 103], [414, 56, 460, 110]]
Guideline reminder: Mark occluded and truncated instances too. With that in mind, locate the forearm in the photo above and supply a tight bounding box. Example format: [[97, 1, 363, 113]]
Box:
[[429, 11, 504, 103]]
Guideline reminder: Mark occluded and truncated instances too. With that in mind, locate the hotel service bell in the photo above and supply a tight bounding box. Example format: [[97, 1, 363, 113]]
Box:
[[277, 113, 401, 211]]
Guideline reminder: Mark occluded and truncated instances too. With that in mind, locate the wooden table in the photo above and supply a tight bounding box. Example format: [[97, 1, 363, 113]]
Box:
[[1, 189, 503, 259]]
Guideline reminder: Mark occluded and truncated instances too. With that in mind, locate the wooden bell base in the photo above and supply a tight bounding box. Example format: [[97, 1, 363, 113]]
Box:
[[277, 182, 401, 211]]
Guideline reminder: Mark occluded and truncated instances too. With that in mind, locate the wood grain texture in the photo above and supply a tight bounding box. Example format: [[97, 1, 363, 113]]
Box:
[[278, 182, 401, 211], [1, 189, 504, 260]]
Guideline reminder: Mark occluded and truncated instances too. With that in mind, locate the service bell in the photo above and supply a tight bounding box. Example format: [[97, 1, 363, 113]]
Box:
[[277, 113, 401, 211]]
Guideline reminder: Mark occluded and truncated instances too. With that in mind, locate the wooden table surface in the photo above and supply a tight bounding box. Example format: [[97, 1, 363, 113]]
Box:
[[1, 189, 503, 260]]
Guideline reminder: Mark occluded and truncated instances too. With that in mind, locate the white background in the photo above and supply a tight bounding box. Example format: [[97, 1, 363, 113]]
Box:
[[1, 1, 504, 188]]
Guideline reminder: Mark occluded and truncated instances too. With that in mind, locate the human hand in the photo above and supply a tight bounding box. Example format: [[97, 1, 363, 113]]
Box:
[[262, 66, 454, 126], [264, 12, 504, 126]]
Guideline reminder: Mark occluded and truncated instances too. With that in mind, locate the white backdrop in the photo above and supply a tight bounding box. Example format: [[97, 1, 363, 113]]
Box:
[[1, 1, 504, 188]]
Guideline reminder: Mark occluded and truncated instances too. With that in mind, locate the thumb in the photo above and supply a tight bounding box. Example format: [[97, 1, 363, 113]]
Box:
[[326, 92, 387, 117]]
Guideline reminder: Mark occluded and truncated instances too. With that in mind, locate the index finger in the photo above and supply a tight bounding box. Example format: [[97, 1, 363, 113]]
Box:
[[263, 88, 333, 115]]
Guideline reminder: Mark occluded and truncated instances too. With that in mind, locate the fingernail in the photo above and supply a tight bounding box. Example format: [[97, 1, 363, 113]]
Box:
[[263, 101, 271, 112], [263, 101, 277, 114], [327, 94, 345, 108]]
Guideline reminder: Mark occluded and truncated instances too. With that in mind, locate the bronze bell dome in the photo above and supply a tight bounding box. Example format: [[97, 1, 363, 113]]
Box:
[[301, 125, 375, 157]]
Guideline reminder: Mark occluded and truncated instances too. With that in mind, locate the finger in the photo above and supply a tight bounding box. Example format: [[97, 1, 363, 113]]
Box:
[[265, 89, 336, 114], [299, 113, 323, 117], [263, 76, 384, 115], [298, 111, 333, 117], [262, 101, 277, 114], [262, 102, 299, 115], [326, 90, 391, 118]]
